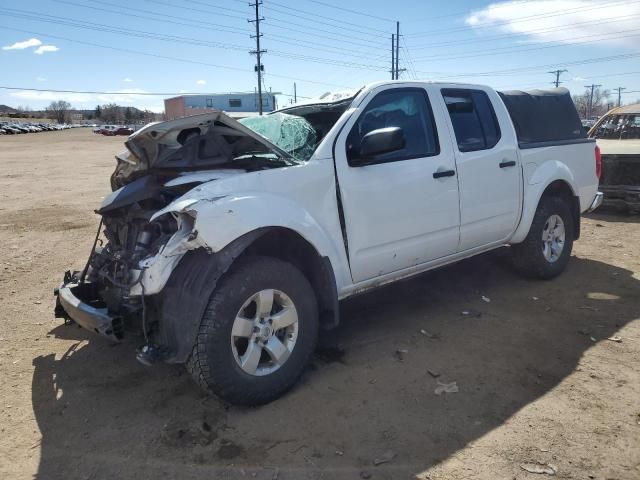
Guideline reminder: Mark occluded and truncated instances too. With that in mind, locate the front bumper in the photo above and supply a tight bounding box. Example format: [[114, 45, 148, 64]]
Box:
[[586, 191, 604, 213], [55, 279, 123, 342]]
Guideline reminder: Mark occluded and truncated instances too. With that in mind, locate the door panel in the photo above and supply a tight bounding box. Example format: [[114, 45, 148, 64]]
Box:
[[335, 86, 460, 283], [440, 88, 521, 250]]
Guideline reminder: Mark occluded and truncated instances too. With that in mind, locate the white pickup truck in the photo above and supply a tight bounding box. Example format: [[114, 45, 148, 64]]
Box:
[[55, 81, 602, 405]]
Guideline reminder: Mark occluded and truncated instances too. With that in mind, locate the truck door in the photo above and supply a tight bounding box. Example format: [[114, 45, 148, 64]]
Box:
[[334, 86, 460, 283], [439, 88, 522, 251]]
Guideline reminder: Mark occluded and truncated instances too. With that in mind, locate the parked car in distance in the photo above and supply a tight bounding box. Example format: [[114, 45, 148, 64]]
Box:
[[588, 103, 640, 212], [55, 82, 602, 406], [113, 126, 134, 136]]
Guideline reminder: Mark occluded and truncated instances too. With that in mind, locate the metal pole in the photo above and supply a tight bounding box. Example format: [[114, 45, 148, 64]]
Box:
[[615, 87, 626, 107], [391, 34, 395, 80], [395, 21, 400, 80], [249, 2, 266, 115], [294, 82, 297, 103], [584, 84, 602, 118]]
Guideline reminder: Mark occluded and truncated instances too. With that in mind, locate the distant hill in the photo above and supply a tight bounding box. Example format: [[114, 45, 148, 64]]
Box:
[[0, 105, 18, 114]]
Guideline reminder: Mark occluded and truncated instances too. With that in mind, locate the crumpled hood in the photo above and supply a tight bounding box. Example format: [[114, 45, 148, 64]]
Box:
[[110, 110, 292, 189]]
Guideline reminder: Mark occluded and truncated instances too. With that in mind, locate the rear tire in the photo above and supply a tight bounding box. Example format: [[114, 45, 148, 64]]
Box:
[[186, 255, 318, 406], [511, 195, 574, 279]]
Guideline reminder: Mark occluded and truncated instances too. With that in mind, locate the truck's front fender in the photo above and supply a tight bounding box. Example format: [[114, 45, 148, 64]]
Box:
[[152, 191, 350, 287], [510, 160, 578, 244]]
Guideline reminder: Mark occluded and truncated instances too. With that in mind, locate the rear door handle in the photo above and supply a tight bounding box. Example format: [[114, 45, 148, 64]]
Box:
[[433, 169, 456, 179], [499, 160, 516, 168]]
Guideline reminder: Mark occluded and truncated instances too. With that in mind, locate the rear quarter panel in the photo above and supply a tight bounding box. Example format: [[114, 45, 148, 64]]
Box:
[[510, 141, 599, 243]]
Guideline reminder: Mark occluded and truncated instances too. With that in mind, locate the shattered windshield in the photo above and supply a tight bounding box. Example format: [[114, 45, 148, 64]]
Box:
[[240, 112, 317, 162]]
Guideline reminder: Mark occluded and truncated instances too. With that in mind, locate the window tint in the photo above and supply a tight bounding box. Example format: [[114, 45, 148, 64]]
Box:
[[229, 98, 242, 108], [347, 88, 439, 165], [442, 89, 501, 152]]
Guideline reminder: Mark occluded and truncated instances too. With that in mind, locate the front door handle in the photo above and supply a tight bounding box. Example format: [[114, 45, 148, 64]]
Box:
[[499, 160, 516, 168], [433, 169, 456, 179]]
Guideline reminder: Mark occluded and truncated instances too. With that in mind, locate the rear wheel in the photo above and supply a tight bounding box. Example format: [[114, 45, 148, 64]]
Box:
[[186, 256, 318, 406], [511, 195, 574, 279]]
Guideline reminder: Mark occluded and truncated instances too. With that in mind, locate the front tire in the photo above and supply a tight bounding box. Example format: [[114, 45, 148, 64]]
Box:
[[511, 195, 574, 279], [186, 256, 319, 406]]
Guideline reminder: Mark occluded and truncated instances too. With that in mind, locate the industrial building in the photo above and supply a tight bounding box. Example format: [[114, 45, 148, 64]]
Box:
[[164, 92, 278, 120]]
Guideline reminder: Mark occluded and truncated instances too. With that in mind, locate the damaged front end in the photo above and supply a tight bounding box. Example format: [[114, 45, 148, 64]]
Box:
[[55, 174, 202, 345], [54, 110, 308, 360]]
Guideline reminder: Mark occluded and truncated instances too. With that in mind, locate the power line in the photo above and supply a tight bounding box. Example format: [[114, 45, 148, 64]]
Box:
[[0, 9, 389, 71], [0, 85, 304, 98], [302, 0, 393, 23], [409, 28, 640, 62], [404, 0, 639, 38], [144, 0, 387, 48], [54, 0, 386, 61], [262, 2, 388, 37], [405, 13, 640, 50], [0, 25, 352, 88]]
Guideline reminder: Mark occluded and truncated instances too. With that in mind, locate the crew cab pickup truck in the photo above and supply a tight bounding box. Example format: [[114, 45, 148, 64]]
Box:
[[55, 82, 602, 405]]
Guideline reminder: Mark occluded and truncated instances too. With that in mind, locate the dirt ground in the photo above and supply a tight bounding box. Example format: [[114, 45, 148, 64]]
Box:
[[0, 128, 638, 480]]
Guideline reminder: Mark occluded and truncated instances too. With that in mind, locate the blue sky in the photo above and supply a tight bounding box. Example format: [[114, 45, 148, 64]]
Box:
[[1, 0, 639, 112]]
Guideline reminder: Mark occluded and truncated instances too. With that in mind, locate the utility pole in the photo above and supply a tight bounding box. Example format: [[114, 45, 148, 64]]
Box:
[[584, 84, 602, 119], [395, 22, 400, 80], [548, 69, 567, 88], [391, 34, 395, 80], [294, 82, 297, 103], [614, 86, 626, 107], [394, 22, 405, 80], [249, 1, 266, 115]]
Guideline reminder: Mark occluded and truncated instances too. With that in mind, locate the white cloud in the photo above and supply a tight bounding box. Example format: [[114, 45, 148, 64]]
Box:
[[34, 45, 59, 55], [196, 79, 207, 85], [123, 77, 133, 82], [465, 1, 640, 49], [2, 38, 42, 50], [571, 76, 586, 82], [36, 76, 47, 82]]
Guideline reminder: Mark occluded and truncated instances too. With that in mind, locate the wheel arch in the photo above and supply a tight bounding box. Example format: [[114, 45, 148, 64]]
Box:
[[511, 173, 581, 244], [151, 226, 339, 364]]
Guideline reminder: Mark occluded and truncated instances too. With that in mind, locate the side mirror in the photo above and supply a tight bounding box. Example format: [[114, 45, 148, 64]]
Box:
[[351, 127, 405, 165]]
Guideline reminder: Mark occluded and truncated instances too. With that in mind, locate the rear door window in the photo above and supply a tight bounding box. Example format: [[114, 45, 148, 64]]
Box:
[[441, 89, 501, 152]]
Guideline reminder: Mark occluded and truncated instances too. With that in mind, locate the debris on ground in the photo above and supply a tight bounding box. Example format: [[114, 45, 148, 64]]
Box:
[[427, 369, 440, 378], [360, 471, 372, 479], [420, 328, 436, 338], [481, 296, 491, 303], [335, 449, 344, 456], [606, 335, 622, 343], [372, 450, 396, 466], [532, 296, 539, 301], [520, 463, 557, 475], [435, 381, 459, 395], [461, 309, 482, 318], [394, 349, 409, 362]]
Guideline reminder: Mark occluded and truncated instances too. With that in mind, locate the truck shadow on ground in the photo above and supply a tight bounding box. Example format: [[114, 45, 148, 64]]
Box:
[[31, 253, 639, 479]]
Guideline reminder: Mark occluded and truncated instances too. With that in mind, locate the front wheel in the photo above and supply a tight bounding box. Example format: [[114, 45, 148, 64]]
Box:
[[186, 256, 319, 406], [511, 196, 574, 279]]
